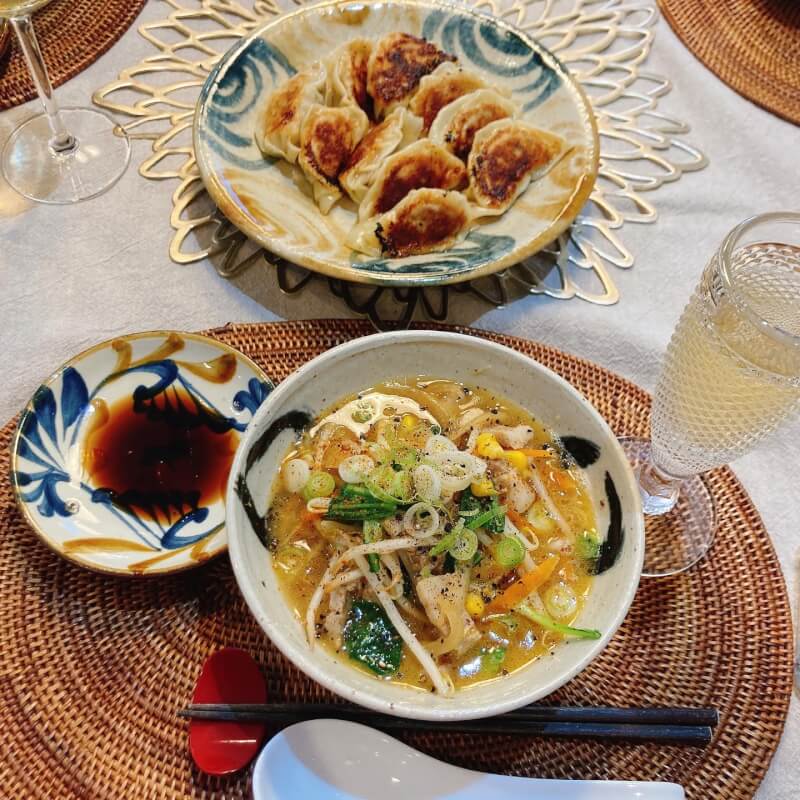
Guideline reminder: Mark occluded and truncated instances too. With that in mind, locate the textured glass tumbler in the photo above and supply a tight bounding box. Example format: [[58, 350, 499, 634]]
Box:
[[0, 2, 130, 204], [624, 213, 800, 577]]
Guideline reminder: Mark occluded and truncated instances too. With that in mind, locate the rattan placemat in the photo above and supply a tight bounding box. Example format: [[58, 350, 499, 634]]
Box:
[[0, 320, 793, 799], [0, 0, 148, 111], [659, 0, 800, 126]]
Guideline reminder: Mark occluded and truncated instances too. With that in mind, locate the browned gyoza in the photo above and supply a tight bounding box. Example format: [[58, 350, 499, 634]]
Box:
[[367, 32, 456, 118], [469, 119, 566, 214], [374, 188, 471, 257], [408, 63, 486, 131], [298, 104, 369, 213], [429, 89, 517, 161], [359, 139, 466, 220]]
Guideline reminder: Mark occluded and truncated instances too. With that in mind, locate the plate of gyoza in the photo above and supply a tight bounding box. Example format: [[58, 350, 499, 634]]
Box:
[[194, 0, 599, 286]]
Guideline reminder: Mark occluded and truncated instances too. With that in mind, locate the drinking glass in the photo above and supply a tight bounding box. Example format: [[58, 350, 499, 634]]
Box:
[[622, 212, 800, 577], [0, 0, 130, 204]]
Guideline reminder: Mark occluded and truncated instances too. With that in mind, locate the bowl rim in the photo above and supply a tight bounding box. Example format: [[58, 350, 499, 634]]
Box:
[[193, 0, 600, 288], [10, 329, 271, 578], [226, 330, 644, 719]]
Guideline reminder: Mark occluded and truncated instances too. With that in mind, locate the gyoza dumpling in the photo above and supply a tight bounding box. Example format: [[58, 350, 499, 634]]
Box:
[[467, 119, 567, 215], [367, 33, 455, 119], [255, 63, 326, 163], [408, 63, 487, 132], [429, 89, 518, 161], [340, 107, 423, 203], [358, 139, 466, 221], [325, 38, 372, 116], [298, 104, 369, 214], [347, 189, 472, 257]]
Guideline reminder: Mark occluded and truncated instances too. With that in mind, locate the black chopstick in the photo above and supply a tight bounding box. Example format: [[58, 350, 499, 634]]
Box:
[[178, 702, 716, 745]]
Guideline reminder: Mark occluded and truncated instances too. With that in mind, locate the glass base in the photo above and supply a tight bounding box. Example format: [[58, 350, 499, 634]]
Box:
[[2, 107, 130, 204], [620, 437, 717, 578]]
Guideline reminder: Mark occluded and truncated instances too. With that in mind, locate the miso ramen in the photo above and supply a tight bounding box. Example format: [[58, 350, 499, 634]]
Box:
[[267, 378, 601, 695]]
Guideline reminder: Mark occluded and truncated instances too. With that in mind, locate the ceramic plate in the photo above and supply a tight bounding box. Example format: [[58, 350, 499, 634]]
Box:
[[11, 331, 272, 576], [194, 0, 599, 287]]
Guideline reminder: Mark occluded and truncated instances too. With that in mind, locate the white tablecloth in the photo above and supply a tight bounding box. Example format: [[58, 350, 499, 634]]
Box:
[[0, 2, 797, 796]]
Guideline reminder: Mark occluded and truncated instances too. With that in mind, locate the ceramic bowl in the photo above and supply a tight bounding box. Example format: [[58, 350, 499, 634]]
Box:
[[226, 331, 644, 720], [11, 331, 272, 576], [194, 0, 599, 287]]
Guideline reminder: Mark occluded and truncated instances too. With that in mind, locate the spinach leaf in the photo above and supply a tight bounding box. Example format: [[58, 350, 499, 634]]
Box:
[[343, 600, 402, 676], [460, 487, 505, 533]]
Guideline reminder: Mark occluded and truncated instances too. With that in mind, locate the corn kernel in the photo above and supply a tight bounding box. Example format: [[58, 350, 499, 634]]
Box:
[[475, 432, 504, 460], [470, 477, 496, 497], [465, 592, 485, 617], [503, 450, 528, 472], [401, 413, 417, 430]]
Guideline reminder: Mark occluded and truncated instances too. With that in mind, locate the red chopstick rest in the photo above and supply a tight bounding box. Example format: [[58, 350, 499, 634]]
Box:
[[189, 648, 268, 775]]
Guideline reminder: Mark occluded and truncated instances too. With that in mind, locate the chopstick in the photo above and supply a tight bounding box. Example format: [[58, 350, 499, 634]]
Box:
[[178, 702, 717, 745]]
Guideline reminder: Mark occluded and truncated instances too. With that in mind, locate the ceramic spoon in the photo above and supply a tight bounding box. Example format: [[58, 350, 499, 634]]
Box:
[[252, 718, 686, 800]]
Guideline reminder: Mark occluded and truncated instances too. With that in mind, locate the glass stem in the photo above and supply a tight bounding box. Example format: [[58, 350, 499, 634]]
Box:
[[11, 14, 77, 154], [635, 456, 683, 515]]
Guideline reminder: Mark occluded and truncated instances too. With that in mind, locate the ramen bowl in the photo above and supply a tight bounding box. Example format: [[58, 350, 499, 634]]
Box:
[[226, 331, 643, 720]]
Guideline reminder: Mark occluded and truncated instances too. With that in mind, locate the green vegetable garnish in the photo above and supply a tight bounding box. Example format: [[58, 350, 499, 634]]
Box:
[[302, 470, 335, 501], [461, 487, 506, 533], [480, 646, 506, 676], [429, 520, 464, 556], [343, 600, 402, 676], [449, 528, 478, 562], [366, 463, 414, 504], [363, 519, 382, 573], [465, 502, 507, 532], [325, 484, 397, 521], [495, 535, 525, 569], [515, 602, 601, 640]]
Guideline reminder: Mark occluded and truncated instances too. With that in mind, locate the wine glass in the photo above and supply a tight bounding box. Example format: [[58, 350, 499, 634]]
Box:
[[0, 0, 130, 204], [622, 212, 800, 577]]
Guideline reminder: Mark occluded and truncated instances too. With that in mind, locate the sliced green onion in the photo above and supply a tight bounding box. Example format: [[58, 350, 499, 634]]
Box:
[[364, 519, 382, 573], [544, 583, 578, 619], [515, 602, 601, 640], [429, 530, 458, 556], [366, 463, 413, 504], [465, 503, 507, 531], [495, 536, 525, 569], [302, 470, 335, 501], [449, 528, 478, 562]]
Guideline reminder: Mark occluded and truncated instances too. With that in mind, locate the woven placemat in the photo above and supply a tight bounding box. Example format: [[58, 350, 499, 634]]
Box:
[[659, 0, 800, 126], [0, 320, 793, 799], [0, 0, 148, 111]]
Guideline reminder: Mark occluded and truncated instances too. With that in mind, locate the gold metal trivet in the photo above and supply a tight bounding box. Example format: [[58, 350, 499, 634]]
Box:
[[94, 0, 708, 327]]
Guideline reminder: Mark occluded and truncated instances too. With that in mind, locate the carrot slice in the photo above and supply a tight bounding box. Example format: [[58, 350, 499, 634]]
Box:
[[519, 449, 552, 458], [483, 554, 560, 615]]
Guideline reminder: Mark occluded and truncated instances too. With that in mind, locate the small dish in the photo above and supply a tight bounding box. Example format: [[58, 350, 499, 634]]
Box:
[[194, 0, 599, 287], [226, 331, 644, 720], [252, 719, 686, 799], [11, 331, 272, 576]]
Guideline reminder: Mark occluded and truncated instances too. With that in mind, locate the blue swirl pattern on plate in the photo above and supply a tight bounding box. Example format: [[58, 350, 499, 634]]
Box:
[[13, 335, 272, 562], [201, 38, 296, 170]]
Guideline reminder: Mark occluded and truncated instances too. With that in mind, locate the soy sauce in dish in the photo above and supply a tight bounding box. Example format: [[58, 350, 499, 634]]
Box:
[[82, 390, 238, 521]]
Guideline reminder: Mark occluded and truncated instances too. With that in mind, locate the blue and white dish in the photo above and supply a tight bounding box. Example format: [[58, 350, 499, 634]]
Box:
[[194, 0, 599, 287], [11, 331, 272, 576]]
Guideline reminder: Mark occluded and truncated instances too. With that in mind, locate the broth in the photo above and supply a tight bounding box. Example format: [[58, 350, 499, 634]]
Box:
[[267, 377, 598, 695]]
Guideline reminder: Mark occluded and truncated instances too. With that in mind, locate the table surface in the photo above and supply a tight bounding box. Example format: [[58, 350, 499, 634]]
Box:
[[0, 1, 797, 797]]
